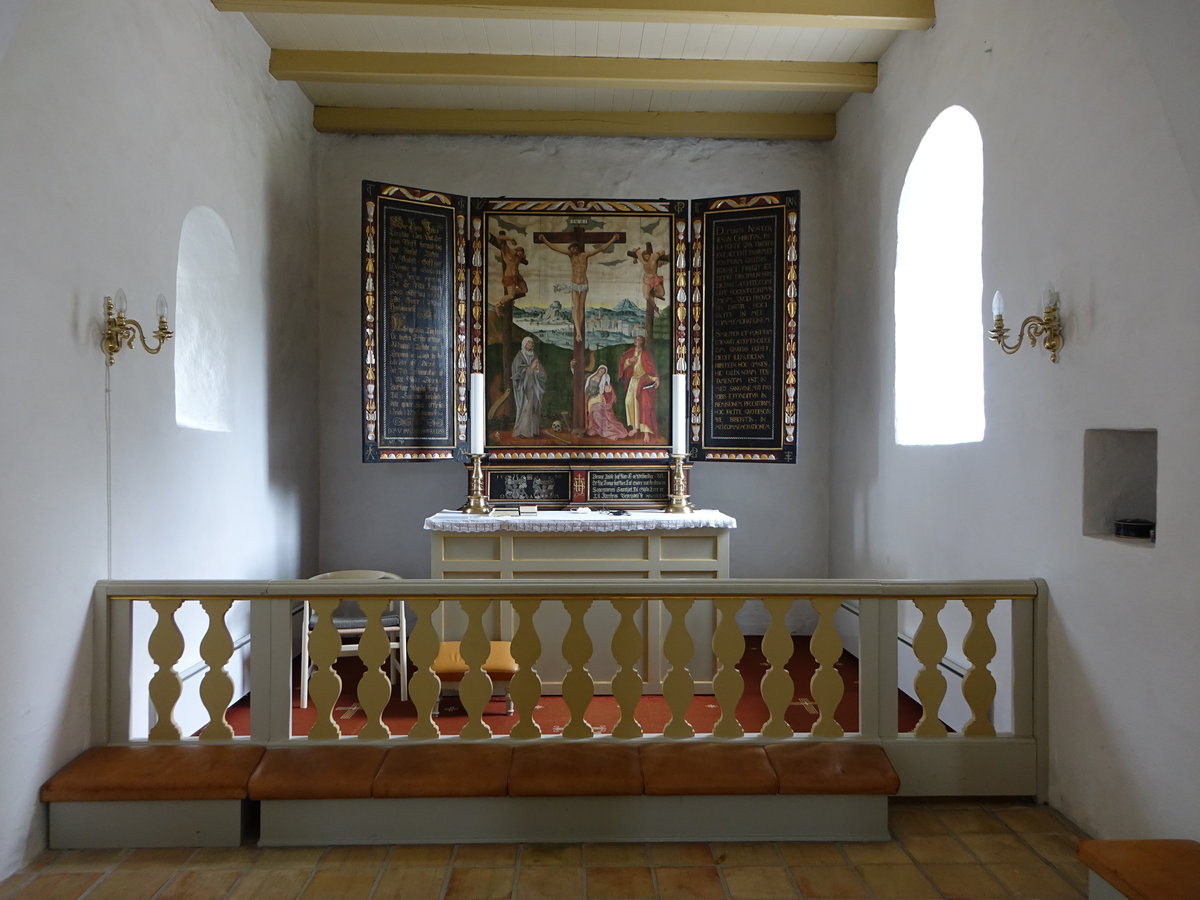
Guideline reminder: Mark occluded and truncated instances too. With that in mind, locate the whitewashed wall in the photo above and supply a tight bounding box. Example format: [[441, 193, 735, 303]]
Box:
[[0, 0, 318, 876], [315, 136, 834, 590], [831, 0, 1200, 840]]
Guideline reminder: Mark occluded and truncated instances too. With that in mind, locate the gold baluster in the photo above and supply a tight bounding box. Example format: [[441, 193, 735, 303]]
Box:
[[561, 599, 594, 739], [147, 599, 184, 742], [662, 597, 695, 739], [406, 599, 442, 740], [458, 600, 494, 740], [355, 598, 392, 741], [509, 599, 542, 740], [197, 599, 235, 741], [610, 598, 644, 739], [809, 597, 845, 738], [961, 598, 998, 736], [912, 598, 949, 737], [712, 598, 746, 739], [307, 598, 343, 741], [760, 598, 794, 739]]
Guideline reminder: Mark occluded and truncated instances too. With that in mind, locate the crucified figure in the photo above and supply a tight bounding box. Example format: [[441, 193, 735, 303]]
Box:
[[536, 230, 619, 343]]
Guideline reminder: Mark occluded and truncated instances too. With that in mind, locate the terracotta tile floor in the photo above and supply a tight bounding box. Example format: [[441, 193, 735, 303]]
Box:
[[1, 799, 1090, 899]]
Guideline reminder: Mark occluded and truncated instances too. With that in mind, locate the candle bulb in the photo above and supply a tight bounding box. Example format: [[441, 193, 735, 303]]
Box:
[[469, 373, 485, 456], [992, 290, 1005, 318], [672, 374, 687, 456], [156, 294, 168, 319]]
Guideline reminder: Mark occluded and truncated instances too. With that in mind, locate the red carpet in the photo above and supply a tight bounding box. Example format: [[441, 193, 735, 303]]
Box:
[[225, 637, 931, 738]]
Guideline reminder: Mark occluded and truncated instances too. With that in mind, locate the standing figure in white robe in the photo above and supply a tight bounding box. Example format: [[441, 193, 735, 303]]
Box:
[[511, 336, 546, 438]]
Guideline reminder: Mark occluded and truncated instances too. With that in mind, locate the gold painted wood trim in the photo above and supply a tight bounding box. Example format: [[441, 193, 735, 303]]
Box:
[[508, 598, 543, 740], [354, 598, 393, 740], [711, 598, 745, 738], [214, 0, 935, 30], [313, 107, 837, 140], [912, 598, 949, 738], [273, 50, 876, 93], [147, 599, 185, 742], [808, 597, 845, 738], [306, 598, 344, 741], [197, 599, 236, 742]]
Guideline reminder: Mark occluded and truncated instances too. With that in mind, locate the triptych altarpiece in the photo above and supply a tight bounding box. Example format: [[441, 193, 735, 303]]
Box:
[[362, 182, 798, 506]]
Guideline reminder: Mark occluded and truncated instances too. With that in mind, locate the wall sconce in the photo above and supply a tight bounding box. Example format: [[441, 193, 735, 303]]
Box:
[[101, 289, 173, 366], [988, 289, 1064, 363]]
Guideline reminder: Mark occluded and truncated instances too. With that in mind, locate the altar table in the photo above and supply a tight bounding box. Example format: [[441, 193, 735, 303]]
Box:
[[424, 509, 736, 694]]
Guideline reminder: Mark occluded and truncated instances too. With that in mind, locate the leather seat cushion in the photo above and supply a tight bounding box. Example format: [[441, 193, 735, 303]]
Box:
[[765, 742, 900, 795], [374, 743, 512, 798], [248, 746, 386, 800], [640, 742, 778, 795], [40, 744, 265, 802], [509, 743, 642, 796]]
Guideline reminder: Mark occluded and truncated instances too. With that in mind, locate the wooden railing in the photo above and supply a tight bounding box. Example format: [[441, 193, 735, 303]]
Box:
[[92, 578, 1047, 798]]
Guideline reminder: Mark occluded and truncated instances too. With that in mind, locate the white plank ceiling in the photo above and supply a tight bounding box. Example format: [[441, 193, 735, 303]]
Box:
[[210, 1, 935, 139]]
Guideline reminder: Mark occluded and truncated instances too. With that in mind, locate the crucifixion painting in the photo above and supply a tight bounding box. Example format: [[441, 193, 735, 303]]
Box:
[[478, 204, 679, 452]]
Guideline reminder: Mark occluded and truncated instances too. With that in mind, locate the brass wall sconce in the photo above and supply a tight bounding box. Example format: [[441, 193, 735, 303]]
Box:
[[101, 289, 173, 366], [988, 289, 1064, 363]]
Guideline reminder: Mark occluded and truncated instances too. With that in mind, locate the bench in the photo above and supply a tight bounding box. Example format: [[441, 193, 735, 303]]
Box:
[[41, 740, 900, 848], [38, 744, 265, 849], [1078, 839, 1200, 900]]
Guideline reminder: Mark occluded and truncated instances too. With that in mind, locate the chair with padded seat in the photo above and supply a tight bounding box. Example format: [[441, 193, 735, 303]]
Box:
[[430, 639, 518, 716], [300, 569, 406, 708]]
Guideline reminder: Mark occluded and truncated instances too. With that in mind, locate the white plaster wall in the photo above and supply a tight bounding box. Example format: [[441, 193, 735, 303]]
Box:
[[315, 136, 833, 585], [0, 0, 318, 876], [831, 0, 1200, 840]]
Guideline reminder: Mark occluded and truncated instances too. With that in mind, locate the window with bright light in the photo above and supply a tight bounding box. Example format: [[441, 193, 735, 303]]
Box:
[[175, 206, 237, 432], [894, 106, 985, 445]]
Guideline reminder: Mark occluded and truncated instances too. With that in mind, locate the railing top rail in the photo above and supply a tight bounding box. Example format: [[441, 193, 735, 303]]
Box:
[[97, 577, 1042, 602]]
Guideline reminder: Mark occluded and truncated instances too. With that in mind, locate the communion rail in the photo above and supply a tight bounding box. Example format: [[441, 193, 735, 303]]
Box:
[[92, 578, 1047, 799]]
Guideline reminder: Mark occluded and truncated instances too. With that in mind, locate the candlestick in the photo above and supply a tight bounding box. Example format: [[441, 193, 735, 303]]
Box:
[[469, 372, 485, 456], [671, 373, 687, 457]]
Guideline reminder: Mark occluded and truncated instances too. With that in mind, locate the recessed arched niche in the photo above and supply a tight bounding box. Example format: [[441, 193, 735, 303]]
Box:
[[174, 206, 238, 432]]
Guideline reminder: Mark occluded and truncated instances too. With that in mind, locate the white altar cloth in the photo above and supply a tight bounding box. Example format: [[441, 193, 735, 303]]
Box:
[[424, 509, 736, 533]]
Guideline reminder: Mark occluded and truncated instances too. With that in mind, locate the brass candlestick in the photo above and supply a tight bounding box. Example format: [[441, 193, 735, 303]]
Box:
[[664, 454, 695, 514], [461, 454, 493, 515]]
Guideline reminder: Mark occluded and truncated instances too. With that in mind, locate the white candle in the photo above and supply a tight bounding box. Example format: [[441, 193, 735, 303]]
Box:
[[992, 290, 1005, 317], [469, 372, 485, 455], [672, 373, 687, 456]]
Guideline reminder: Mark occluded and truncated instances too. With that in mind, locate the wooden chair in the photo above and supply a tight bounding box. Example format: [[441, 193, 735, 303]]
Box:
[[300, 570, 406, 708]]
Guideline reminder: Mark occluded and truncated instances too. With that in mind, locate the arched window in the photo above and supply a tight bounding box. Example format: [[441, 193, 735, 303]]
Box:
[[175, 207, 238, 432], [894, 106, 985, 445]]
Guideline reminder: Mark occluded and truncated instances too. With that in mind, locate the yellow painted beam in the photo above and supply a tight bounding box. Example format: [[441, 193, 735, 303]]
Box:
[[214, 0, 934, 30], [312, 106, 837, 140], [272, 50, 877, 93]]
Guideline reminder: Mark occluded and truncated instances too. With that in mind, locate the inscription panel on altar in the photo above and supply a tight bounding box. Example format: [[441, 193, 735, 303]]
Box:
[[482, 464, 685, 509]]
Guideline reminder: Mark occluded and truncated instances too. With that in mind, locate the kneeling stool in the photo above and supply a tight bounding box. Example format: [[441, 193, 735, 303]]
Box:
[[431, 641, 518, 715]]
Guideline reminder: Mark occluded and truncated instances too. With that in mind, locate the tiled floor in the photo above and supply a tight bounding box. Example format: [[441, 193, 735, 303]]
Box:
[[1, 799, 1090, 899]]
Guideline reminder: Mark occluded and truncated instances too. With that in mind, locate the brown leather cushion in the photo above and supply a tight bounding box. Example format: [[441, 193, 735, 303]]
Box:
[[764, 742, 900, 795], [40, 744, 265, 802], [432, 641, 518, 683], [640, 742, 779, 795], [509, 743, 642, 796], [248, 746, 386, 800], [1078, 839, 1200, 900], [374, 743, 512, 798]]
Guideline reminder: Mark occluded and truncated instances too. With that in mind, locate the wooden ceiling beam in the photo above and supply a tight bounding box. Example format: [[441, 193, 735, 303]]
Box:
[[272, 50, 877, 93], [312, 106, 837, 140], [214, 0, 934, 30]]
